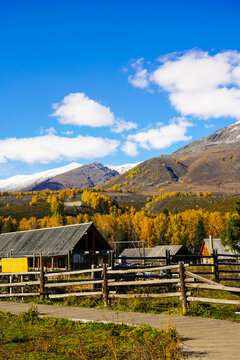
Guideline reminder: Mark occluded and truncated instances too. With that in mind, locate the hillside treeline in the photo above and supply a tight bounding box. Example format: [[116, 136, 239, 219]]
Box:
[[0, 207, 230, 249], [0, 189, 236, 250]]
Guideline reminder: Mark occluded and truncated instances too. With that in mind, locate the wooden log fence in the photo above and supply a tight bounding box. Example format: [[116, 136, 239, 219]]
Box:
[[115, 251, 240, 282], [1, 262, 240, 311]]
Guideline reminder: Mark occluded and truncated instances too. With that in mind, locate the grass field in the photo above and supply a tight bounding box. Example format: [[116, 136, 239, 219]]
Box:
[[0, 306, 182, 359], [6, 286, 239, 323]]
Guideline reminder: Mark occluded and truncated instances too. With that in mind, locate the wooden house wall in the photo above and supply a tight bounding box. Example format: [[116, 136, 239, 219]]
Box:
[[73, 226, 111, 253], [200, 242, 210, 256], [28, 255, 68, 271], [200, 242, 212, 264]]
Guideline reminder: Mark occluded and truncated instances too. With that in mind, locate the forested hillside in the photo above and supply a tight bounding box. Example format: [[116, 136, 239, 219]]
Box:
[[0, 188, 237, 252]]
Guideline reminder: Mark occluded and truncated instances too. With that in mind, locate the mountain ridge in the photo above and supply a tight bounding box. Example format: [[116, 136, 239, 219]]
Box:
[[0, 162, 140, 192], [31, 162, 119, 191], [173, 121, 240, 156]]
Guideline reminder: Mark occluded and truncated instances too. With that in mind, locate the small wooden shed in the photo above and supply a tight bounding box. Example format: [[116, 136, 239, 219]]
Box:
[[200, 237, 237, 263], [120, 245, 192, 265], [0, 223, 112, 271]]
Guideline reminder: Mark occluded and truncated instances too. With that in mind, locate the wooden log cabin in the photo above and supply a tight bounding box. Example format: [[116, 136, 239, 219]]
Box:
[[200, 237, 237, 263], [0, 223, 112, 271]]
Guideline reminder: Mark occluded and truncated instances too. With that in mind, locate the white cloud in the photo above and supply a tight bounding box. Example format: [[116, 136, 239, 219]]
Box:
[[126, 118, 192, 151], [51, 92, 115, 127], [128, 69, 148, 89], [51, 92, 137, 133], [61, 130, 74, 135], [129, 50, 240, 120], [205, 123, 215, 129], [0, 135, 119, 164], [128, 58, 149, 89], [121, 141, 139, 156], [112, 119, 138, 133], [39, 127, 57, 135]]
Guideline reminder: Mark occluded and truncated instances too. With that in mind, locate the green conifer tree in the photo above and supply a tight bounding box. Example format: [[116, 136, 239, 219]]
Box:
[[194, 219, 206, 249], [221, 198, 240, 253]]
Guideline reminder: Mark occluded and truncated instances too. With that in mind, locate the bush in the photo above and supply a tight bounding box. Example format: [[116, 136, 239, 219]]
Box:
[[18, 305, 40, 324]]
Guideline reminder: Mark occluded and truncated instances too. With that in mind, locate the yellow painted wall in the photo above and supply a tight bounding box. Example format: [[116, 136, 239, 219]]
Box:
[[201, 242, 210, 256], [2, 258, 28, 273]]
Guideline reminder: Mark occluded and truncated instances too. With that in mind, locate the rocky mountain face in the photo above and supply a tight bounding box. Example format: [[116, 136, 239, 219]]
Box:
[[31, 162, 119, 191], [173, 121, 240, 156], [101, 156, 188, 192]]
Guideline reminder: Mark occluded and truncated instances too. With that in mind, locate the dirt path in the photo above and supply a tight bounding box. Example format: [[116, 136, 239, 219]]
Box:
[[0, 301, 239, 359]]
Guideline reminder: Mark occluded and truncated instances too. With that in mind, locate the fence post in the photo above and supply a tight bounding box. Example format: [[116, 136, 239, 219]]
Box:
[[40, 250, 45, 301], [121, 256, 127, 267], [179, 261, 187, 313], [212, 249, 219, 283], [108, 251, 111, 267], [91, 264, 96, 291], [142, 242, 145, 266], [102, 263, 108, 307], [166, 250, 172, 279], [21, 274, 24, 300], [9, 275, 13, 296], [111, 250, 115, 269], [67, 250, 71, 271]]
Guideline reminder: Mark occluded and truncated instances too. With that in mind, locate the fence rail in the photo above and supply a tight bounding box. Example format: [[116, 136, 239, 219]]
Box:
[[116, 250, 240, 284], [1, 260, 240, 311]]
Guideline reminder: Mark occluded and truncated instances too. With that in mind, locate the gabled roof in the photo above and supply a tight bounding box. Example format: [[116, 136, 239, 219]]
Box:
[[120, 248, 152, 257], [0, 223, 100, 258], [201, 238, 237, 258], [120, 245, 190, 258], [147, 245, 188, 257]]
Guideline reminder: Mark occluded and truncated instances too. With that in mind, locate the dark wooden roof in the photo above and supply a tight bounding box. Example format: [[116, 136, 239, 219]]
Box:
[[120, 245, 190, 258], [0, 223, 110, 258]]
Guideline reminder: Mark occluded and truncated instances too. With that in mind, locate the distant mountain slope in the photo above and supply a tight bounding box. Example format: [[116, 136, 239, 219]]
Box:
[[31, 162, 119, 190], [102, 156, 188, 192], [173, 144, 240, 189], [0, 162, 81, 192]]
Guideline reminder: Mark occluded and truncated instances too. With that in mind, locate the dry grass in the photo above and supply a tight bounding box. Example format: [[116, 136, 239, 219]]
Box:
[[0, 306, 183, 360]]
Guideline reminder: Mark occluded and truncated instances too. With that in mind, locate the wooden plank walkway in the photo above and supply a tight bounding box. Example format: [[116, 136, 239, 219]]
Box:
[[0, 301, 239, 359]]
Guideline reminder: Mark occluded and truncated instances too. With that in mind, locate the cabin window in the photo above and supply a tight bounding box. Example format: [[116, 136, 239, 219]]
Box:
[[73, 254, 80, 263], [58, 257, 65, 268], [80, 254, 86, 263]]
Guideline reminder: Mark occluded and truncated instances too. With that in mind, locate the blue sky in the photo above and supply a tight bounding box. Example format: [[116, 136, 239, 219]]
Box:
[[1, 0, 240, 178]]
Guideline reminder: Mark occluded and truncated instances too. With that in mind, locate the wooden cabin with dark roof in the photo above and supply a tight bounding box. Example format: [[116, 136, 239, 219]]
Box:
[[120, 245, 192, 265], [0, 223, 112, 271]]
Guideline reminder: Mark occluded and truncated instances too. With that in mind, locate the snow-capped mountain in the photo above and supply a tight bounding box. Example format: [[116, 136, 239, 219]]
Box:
[[31, 162, 119, 191], [0, 162, 82, 192], [107, 162, 140, 174], [0, 161, 140, 192]]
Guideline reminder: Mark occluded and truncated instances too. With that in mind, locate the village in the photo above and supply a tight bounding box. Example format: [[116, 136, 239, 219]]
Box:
[[0, 219, 239, 305]]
